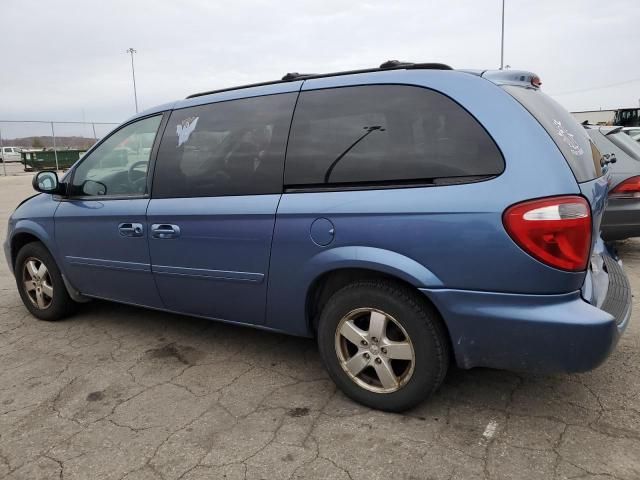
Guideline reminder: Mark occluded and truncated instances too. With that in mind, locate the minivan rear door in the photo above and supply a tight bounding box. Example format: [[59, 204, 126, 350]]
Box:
[[147, 91, 298, 325], [502, 85, 611, 304]]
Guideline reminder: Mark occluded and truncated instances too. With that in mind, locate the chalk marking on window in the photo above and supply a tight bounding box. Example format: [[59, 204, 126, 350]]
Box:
[[177, 117, 199, 147], [553, 119, 584, 156]]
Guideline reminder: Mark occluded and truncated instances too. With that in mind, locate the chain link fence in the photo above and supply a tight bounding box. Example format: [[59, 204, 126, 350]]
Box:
[[0, 120, 119, 176]]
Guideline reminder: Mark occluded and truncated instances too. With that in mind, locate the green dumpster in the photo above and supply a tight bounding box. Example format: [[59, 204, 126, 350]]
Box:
[[21, 149, 86, 171]]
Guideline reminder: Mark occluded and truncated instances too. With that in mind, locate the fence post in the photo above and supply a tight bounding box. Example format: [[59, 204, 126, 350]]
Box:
[[0, 128, 7, 176], [50, 122, 59, 171]]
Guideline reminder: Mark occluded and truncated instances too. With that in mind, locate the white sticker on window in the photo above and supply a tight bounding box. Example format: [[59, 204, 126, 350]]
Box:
[[176, 116, 199, 147], [553, 119, 584, 156]]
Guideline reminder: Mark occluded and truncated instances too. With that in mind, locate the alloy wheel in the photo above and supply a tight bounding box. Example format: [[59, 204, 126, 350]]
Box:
[[22, 257, 54, 310], [334, 307, 415, 393]]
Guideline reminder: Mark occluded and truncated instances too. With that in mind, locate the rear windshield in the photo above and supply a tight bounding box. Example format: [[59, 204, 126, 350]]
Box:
[[608, 131, 640, 162], [587, 129, 639, 170], [503, 85, 602, 182], [625, 129, 640, 141]]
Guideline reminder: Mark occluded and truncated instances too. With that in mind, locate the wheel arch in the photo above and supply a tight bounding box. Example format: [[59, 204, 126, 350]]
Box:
[[305, 266, 452, 353], [10, 226, 87, 303], [10, 230, 47, 272], [299, 246, 442, 329], [305, 266, 455, 377]]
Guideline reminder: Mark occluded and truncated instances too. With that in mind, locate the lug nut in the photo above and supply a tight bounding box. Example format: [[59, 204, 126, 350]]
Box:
[[372, 337, 378, 343], [381, 347, 387, 354], [375, 358, 382, 364], [361, 340, 368, 347], [363, 353, 370, 359]]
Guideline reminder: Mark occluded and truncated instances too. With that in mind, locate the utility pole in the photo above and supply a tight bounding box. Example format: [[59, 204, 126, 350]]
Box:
[[50, 122, 59, 171], [500, 0, 505, 70], [126, 48, 139, 113]]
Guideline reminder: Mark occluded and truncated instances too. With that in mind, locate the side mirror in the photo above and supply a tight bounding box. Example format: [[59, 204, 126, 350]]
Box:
[[32, 171, 64, 194]]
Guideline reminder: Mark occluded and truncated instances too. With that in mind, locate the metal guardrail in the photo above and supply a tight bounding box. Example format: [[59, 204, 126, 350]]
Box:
[[0, 120, 119, 176]]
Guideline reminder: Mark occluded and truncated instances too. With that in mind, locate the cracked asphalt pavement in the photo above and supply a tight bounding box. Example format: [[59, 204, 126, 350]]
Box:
[[0, 173, 639, 480]]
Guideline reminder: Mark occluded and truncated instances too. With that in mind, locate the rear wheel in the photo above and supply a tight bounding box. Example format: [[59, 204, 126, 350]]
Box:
[[15, 242, 76, 321], [317, 280, 449, 412]]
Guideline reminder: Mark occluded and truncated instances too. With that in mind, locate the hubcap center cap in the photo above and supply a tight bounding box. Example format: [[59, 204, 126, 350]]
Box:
[[369, 345, 379, 355]]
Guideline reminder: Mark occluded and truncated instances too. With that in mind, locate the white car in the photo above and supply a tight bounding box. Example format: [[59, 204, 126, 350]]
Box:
[[0, 146, 22, 163]]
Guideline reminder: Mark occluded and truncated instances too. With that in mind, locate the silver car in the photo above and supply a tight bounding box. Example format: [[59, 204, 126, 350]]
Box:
[[586, 126, 640, 241]]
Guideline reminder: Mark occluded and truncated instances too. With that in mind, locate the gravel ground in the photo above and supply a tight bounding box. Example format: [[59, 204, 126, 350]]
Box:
[[0, 163, 31, 177], [0, 174, 638, 480]]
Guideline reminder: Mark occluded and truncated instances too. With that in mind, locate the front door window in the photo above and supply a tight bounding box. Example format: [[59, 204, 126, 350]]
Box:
[[70, 115, 162, 197]]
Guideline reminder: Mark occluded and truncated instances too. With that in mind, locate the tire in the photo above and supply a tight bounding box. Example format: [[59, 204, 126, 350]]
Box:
[[317, 280, 450, 412], [15, 241, 76, 321]]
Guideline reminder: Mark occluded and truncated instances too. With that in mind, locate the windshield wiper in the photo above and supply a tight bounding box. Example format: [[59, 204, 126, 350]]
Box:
[[604, 127, 623, 136], [323, 125, 385, 183]]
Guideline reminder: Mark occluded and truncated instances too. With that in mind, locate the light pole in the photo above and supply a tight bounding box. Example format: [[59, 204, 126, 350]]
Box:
[[500, 0, 505, 70], [126, 48, 139, 113], [0, 128, 7, 177]]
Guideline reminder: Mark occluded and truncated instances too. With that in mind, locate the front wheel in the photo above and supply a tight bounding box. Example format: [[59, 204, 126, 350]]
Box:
[[15, 242, 76, 321], [317, 280, 450, 412]]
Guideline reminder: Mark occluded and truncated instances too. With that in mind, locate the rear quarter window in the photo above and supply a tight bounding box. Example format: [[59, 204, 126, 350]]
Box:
[[503, 85, 602, 182], [285, 84, 504, 188]]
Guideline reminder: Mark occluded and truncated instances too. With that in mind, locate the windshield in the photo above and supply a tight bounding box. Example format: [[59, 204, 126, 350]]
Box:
[[503, 85, 602, 182]]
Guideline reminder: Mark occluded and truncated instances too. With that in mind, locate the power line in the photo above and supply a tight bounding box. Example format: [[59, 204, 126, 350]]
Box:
[[549, 77, 640, 96]]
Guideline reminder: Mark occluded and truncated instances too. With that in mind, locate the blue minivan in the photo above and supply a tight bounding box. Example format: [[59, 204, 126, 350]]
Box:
[[3, 62, 632, 411]]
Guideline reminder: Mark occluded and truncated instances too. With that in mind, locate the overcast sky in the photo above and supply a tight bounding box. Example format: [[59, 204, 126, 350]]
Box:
[[2, 0, 639, 137]]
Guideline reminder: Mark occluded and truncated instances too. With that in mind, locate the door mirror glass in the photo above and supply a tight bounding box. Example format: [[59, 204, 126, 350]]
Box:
[[32, 171, 60, 193], [81, 179, 107, 196]]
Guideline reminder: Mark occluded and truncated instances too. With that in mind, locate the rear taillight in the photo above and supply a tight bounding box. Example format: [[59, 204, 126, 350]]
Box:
[[609, 176, 640, 199], [503, 196, 591, 272]]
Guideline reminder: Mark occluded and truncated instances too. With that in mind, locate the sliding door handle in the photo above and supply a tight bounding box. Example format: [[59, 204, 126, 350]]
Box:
[[151, 224, 181, 239]]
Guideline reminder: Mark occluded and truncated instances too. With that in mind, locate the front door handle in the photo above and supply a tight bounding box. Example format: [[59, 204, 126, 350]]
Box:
[[118, 223, 144, 237], [151, 224, 181, 239]]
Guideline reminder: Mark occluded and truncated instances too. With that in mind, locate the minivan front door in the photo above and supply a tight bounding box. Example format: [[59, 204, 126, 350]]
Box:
[[146, 91, 298, 324], [55, 114, 164, 307]]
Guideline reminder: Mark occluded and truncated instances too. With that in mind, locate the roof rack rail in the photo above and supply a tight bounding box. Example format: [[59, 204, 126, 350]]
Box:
[[281, 72, 317, 81], [380, 60, 415, 69], [187, 60, 453, 99]]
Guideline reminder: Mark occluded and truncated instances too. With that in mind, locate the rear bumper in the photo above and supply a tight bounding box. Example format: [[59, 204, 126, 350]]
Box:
[[601, 198, 640, 241], [421, 265, 632, 373]]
